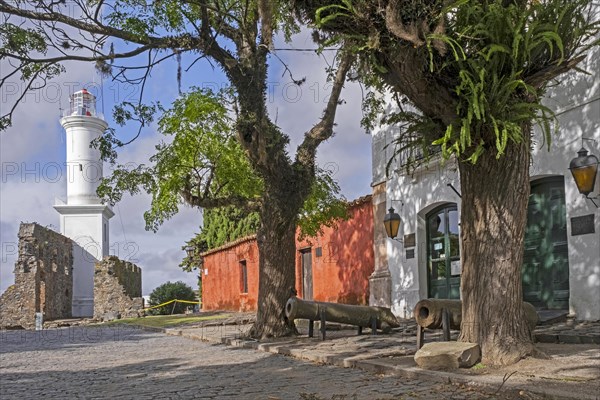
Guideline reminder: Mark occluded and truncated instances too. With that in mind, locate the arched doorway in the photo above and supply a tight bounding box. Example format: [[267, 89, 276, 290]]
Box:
[[426, 204, 461, 299], [523, 176, 569, 309]]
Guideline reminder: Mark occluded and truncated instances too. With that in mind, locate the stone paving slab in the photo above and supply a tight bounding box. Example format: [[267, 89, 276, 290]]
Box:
[[164, 321, 600, 400]]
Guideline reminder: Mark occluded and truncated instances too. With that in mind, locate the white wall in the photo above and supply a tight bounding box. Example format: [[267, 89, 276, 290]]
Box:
[[384, 154, 463, 317], [71, 241, 96, 317], [55, 200, 113, 317], [62, 211, 104, 317], [372, 101, 462, 317], [535, 44, 600, 320], [62, 116, 107, 205]]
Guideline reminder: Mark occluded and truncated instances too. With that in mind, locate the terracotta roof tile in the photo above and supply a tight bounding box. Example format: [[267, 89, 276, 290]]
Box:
[[200, 234, 257, 257]]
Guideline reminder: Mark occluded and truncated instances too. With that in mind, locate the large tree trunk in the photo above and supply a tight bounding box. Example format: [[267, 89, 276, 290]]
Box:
[[250, 192, 301, 339], [458, 134, 536, 365], [232, 39, 350, 339]]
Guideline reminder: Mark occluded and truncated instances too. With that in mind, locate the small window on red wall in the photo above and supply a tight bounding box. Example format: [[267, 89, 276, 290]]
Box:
[[240, 260, 248, 293]]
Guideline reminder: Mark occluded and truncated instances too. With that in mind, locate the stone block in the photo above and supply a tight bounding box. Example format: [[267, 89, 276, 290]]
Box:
[[414, 341, 481, 370], [558, 334, 582, 344], [535, 333, 558, 343], [579, 335, 595, 344], [102, 311, 121, 322]]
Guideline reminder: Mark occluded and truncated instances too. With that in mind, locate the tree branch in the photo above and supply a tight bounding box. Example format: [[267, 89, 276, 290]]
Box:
[[0, 44, 154, 64], [0, 64, 51, 127], [295, 50, 355, 169], [385, 0, 425, 47], [0, 0, 237, 69], [525, 56, 587, 89], [180, 179, 260, 213], [0, 0, 151, 44], [378, 46, 458, 127], [0, 0, 243, 130]]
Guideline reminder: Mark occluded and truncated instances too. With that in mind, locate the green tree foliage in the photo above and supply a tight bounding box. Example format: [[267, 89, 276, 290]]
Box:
[[97, 87, 349, 274], [302, 0, 598, 167], [297, 166, 349, 241], [98, 88, 263, 232], [198, 207, 261, 251], [427, 0, 597, 163], [99, 88, 348, 240], [148, 281, 197, 315], [180, 207, 260, 273]]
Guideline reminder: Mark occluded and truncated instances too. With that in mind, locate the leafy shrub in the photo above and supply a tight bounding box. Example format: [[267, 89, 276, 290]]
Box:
[[148, 281, 197, 315]]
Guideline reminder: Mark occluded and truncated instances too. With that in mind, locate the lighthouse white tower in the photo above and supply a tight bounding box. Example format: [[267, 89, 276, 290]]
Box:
[[54, 89, 114, 317]]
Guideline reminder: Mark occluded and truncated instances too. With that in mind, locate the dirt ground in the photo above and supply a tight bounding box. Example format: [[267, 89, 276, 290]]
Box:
[[455, 343, 600, 399]]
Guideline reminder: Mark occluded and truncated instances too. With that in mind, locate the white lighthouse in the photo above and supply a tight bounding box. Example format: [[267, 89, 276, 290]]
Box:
[[54, 89, 114, 317]]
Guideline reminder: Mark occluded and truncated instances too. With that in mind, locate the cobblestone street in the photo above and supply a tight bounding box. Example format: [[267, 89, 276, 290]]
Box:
[[1, 326, 519, 400]]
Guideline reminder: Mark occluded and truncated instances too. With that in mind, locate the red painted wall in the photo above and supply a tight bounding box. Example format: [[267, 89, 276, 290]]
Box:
[[296, 198, 374, 304], [201, 197, 374, 311], [201, 236, 259, 312]]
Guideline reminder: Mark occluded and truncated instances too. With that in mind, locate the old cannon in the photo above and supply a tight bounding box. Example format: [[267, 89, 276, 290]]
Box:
[[413, 299, 539, 348], [285, 297, 400, 340]]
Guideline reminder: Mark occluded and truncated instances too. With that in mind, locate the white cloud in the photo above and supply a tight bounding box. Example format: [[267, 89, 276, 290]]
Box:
[[265, 31, 372, 199]]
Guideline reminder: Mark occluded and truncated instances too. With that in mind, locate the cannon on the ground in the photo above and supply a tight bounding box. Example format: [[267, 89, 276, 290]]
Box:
[[413, 299, 539, 348], [285, 297, 400, 340]]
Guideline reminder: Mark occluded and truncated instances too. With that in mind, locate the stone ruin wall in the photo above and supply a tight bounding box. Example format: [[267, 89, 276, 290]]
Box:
[[1, 224, 144, 329], [94, 256, 144, 320], [0, 223, 73, 329]]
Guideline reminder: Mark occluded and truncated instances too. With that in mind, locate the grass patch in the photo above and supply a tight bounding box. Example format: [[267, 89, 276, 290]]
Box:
[[472, 363, 487, 370], [103, 313, 231, 328]]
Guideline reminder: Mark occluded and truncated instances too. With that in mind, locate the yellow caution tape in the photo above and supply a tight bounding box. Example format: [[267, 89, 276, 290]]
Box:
[[144, 299, 201, 310], [173, 300, 201, 305], [145, 299, 175, 310]]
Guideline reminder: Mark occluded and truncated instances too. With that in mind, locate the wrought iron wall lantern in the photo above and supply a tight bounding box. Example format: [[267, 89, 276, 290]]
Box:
[[185, 245, 195, 259], [185, 244, 205, 268], [384, 200, 404, 241], [569, 138, 599, 208]]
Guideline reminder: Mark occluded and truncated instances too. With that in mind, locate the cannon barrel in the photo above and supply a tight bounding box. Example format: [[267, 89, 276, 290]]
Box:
[[285, 297, 400, 329], [414, 299, 539, 331]]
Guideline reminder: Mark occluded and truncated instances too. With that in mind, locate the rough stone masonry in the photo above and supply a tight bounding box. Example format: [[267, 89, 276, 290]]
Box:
[[93, 256, 144, 320], [0, 223, 143, 329], [0, 223, 74, 329]]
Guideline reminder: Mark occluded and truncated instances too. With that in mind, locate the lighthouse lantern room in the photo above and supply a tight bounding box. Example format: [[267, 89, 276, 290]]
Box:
[[67, 88, 98, 117]]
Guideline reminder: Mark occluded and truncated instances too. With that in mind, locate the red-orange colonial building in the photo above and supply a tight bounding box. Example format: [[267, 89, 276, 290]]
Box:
[[201, 196, 374, 311]]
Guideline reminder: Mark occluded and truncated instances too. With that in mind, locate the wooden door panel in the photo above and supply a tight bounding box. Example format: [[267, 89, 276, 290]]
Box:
[[301, 250, 313, 301], [523, 178, 569, 310]]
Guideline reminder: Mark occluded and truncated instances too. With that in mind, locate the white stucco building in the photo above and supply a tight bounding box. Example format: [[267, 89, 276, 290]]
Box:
[[369, 46, 599, 321], [54, 89, 114, 317]]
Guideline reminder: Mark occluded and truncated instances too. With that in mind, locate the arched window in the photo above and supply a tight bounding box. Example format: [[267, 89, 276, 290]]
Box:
[[426, 204, 460, 299]]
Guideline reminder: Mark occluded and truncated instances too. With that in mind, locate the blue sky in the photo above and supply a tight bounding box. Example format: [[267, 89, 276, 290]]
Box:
[[0, 30, 373, 296]]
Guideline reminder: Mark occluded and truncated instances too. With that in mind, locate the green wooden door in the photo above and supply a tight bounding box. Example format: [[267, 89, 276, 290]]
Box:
[[522, 177, 569, 309], [427, 205, 461, 299]]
